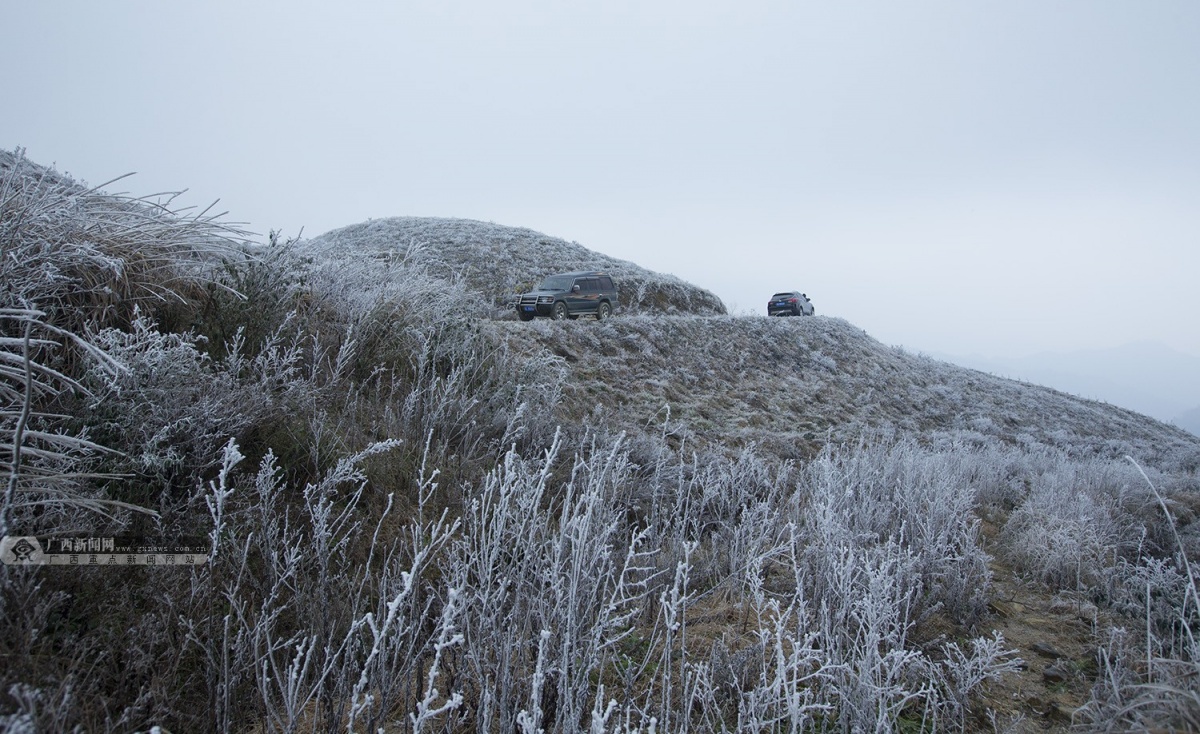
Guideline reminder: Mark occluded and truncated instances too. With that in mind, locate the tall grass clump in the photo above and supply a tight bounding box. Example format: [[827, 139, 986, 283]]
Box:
[[0, 148, 246, 532], [1071, 459, 1200, 732], [0, 306, 132, 536], [0, 149, 252, 730], [996, 452, 1195, 597], [0, 148, 247, 336], [796, 434, 995, 627]]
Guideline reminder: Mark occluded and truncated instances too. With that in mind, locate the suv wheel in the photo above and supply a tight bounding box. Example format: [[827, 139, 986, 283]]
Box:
[[596, 301, 612, 320], [552, 301, 569, 320]]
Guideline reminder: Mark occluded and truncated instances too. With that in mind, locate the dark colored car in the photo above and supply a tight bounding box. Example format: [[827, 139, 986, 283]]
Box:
[[768, 291, 815, 317], [515, 271, 618, 321]]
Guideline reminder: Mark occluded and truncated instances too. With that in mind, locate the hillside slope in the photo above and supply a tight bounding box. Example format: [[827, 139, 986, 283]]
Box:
[[300, 216, 1198, 469], [302, 216, 727, 316], [489, 314, 1200, 470]]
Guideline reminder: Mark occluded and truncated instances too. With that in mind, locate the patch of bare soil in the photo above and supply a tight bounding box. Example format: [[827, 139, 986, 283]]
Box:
[[971, 535, 1124, 732]]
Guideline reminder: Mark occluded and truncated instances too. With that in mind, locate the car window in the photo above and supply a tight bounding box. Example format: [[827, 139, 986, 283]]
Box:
[[599, 276, 614, 291], [539, 276, 573, 291]]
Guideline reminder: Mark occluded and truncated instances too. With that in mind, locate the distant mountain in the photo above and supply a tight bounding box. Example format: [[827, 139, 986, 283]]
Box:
[[937, 342, 1200, 428]]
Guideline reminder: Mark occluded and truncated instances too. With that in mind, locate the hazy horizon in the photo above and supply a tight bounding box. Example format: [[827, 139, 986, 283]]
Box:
[[5, 1, 1197, 360]]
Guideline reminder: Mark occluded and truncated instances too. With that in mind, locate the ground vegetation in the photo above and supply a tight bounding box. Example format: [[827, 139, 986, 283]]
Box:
[[2, 150, 1198, 732]]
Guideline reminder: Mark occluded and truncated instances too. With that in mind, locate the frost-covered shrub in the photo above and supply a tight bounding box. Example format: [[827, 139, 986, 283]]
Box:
[[449, 435, 661, 732], [1105, 557, 1199, 658], [997, 456, 1188, 596], [196, 233, 305, 361], [155, 437, 467, 734], [796, 436, 993, 626], [1078, 467, 1200, 733], [637, 444, 794, 594], [775, 438, 1024, 732], [81, 316, 266, 503], [0, 307, 129, 536], [1002, 480, 1120, 591]]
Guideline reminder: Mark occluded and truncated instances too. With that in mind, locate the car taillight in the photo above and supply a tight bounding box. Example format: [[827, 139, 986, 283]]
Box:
[[788, 298, 797, 303]]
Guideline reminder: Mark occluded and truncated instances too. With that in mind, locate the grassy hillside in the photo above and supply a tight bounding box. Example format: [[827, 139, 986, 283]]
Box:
[[494, 314, 1200, 468], [3, 151, 1199, 733], [300, 214, 1198, 468]]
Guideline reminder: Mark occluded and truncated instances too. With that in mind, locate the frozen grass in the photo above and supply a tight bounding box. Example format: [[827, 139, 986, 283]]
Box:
[[2, 151, 1199, 732], [491, 314, 1200, 472], [0, 149, 247, 535], [1075, 460, 1200, 731], [0, 148, 247, 334]]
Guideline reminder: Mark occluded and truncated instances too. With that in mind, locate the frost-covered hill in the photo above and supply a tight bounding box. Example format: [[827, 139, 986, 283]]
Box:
[[299, 214, 1199, 470], [490, 314, 1200, 470], [7, 147, 1200, 733], [302, 216, 727, 316]]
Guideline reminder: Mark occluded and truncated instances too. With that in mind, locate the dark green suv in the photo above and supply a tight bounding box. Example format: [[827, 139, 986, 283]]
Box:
[[515, 271, 618, 321]]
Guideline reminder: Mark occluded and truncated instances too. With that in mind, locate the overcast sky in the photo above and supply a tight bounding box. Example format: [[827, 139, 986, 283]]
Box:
[[5, 1, 1198, 360]]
